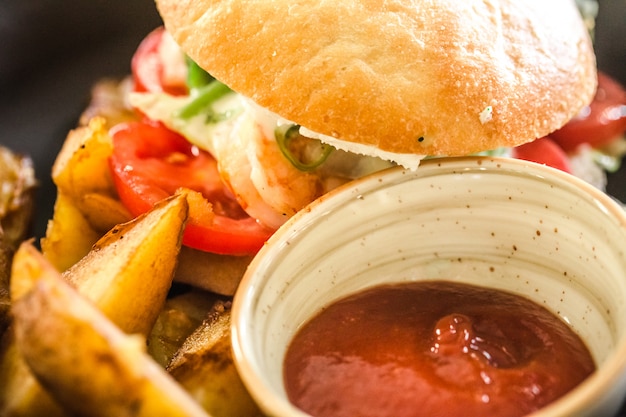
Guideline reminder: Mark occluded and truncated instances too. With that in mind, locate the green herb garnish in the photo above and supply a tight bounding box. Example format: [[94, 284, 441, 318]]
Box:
[[186, 57, 215, 90], [176, 80, 232, 120]]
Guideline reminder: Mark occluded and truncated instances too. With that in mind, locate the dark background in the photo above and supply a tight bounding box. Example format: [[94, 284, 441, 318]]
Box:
[[0, 0, 624, 242], [0, 0, 163, 237]]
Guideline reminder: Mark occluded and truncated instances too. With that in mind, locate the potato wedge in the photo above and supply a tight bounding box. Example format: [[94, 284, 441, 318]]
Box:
[[78, 192, 132, 232], [148, 288, 226, 368], [0, 329, 67, 417], [168, 305, 263, 417], [0, 234, 11, 336], [46, 116, 130, 248], [51, 117, 115, 201], [0, 143, 37, 347], [0, 146, 37, 251], [61, 192, 188, 336], [0, 286, 9, 338], [1, 241, 74, 416], [42, 116, 134, 271], [40, 191, 102, 272], [11, 248, 211, 417], [175, 247, 253, 296], [41, 190, 133, 273]]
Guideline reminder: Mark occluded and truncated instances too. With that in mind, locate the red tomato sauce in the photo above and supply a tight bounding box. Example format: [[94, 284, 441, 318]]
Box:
[[283, 281, 595, 417]]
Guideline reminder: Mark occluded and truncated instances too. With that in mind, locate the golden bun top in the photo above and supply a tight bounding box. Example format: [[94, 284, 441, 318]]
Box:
[[156, 0, 596, 161]]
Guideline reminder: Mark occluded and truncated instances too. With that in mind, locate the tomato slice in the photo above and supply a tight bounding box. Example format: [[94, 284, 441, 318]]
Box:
[[131, 27, 188, 96], [550, 72, 626, 151], [109, 121, 273, 255], [511, 136, 572, 173]]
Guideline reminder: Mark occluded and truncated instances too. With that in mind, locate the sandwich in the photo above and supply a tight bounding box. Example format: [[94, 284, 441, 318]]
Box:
[[50, 0, 621, 294], [151, 0, 595, 161]]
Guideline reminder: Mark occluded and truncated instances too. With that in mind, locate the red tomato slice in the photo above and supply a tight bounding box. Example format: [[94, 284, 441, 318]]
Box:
[[131, 27, 188, 96], [550, 72, 626, 151], [511, 136, 572, 173], [109, 121, 273, 255]]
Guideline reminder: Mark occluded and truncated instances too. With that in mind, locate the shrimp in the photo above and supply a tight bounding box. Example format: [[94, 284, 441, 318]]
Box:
[[211, 99, 398, 229], [213, 105, 325, 230]]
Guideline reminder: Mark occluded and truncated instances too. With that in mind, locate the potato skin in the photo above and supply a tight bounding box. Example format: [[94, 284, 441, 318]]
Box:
[[0, 239, 12, 336], [0, 146, 36, 251], [167, 305, 264, 417], [0, 145, 36, 338], [10, 243, 210, 417]]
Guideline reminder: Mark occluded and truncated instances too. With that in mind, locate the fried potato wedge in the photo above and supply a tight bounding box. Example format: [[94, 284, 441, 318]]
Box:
[[40, 191, 102, 271], [43, 116, 131, 268], [0, 146, 37, 251], [0, 234, 11, 336], [41, 191, 133, 273], [60, 192, 189, 336], [10, 248, 211, 417], [0, 287, 9, 338], [42, 116, 131, 271], [148, 288, 226, 368], [175, 247, 253, 296], [51, 117, 116, 204], [168, 305, 263, 417], [0, 145, 37, 335], [79, 192, 133, 232], [0, 329, 67, 417], [1, 242, 78, 417]]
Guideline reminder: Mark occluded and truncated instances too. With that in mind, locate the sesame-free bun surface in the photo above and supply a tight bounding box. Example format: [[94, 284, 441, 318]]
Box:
[[156, 0, 596, 160]]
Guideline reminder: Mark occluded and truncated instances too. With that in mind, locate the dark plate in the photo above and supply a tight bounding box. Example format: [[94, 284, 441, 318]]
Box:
[[0, 0, 625, 414]]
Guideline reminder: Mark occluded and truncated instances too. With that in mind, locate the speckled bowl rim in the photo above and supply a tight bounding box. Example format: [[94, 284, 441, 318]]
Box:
[[232, 156, 626, 417]]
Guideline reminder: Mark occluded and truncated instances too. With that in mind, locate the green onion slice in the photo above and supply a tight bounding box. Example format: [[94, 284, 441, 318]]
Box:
[[275, 125, 334, 171]]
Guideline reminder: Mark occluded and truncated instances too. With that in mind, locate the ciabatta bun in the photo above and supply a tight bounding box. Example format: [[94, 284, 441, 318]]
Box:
[[156, 0, 596, 163]]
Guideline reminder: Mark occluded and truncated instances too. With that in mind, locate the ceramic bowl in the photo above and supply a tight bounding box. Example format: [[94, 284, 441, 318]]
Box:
[[231, 156, 626, 417]]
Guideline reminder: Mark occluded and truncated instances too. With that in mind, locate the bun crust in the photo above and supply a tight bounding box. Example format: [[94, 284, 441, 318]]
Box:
[[156, 0, 596, 157]]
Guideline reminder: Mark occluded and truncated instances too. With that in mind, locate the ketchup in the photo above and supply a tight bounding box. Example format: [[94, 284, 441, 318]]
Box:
[[283, 281, 595, 417]]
